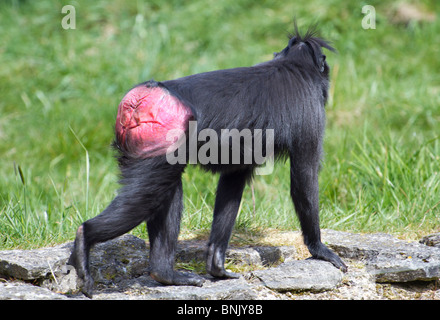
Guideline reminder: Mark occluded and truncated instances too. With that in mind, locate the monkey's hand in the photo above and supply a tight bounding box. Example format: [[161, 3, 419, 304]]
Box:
[[308, 242, 348, 272]]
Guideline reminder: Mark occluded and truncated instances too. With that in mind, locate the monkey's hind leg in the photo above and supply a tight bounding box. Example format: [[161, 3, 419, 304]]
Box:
[[147, 178, 204, 286], [68, 193, 148, 298], [68, 157, 189, 297]]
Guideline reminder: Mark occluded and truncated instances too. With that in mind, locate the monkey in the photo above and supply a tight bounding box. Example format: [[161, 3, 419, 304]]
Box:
[[68, 25, 347, 298]]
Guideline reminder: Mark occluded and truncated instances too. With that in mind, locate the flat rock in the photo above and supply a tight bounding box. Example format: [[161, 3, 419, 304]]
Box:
[[0, 243, 71, 281], [251, 259, 343, 292], [0, 234, 148, 294], [322, 229, 440, 282], [89, 234, 148, 285], [1, 230, 439, 300], [93, 275, 282, 300], [0, 234, 297, 299], [176, 241, 296, 267], [0, 281, 71, 300]]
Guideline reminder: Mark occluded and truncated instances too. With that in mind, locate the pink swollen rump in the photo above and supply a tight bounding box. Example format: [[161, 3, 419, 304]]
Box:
[[115, 84, 193, 158]]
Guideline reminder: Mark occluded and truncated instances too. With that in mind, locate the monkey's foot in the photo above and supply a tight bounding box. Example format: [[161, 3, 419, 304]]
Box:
[[68, 225, 95, 298], [150, 270, 205, 287], [207, 266, 240, 279], [206, 244, 240, 279], [77, 274, 94, 299], [308, 242, 348, 272], [67, 259, 94, 298]]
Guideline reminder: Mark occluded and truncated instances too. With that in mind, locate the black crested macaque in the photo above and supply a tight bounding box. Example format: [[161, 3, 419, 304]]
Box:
[[68, 25, 347, 298]]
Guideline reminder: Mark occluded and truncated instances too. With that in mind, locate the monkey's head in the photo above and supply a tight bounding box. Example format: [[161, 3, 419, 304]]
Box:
[[273, 26, 335, 78]]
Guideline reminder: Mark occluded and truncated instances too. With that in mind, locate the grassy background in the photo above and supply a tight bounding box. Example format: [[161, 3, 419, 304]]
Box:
[[0, 0, 439, 249]]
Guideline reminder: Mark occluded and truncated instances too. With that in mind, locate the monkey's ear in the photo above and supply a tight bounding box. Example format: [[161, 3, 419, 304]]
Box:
[[320, 55, 326, 72], [288, 36, 297, 47]]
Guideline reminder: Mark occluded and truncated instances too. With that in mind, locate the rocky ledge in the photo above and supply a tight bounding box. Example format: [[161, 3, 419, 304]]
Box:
[[0, 230, 439, 300]]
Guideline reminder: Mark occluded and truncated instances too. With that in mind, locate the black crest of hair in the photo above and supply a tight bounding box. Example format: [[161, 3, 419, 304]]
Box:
[[288, 22, 335, 52], [69, 24, 347, 298]]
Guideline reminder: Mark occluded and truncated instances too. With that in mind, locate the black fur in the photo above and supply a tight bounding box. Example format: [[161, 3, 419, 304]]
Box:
[[68, 26, 347, 298]]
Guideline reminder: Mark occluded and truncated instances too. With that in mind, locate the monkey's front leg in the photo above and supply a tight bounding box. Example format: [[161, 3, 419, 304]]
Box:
[[289, 151, 348, 272], [206, 170, 250, 278]]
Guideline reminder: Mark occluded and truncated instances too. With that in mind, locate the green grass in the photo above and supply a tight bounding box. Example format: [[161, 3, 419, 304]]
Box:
[[0, 0, 439, 249]]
